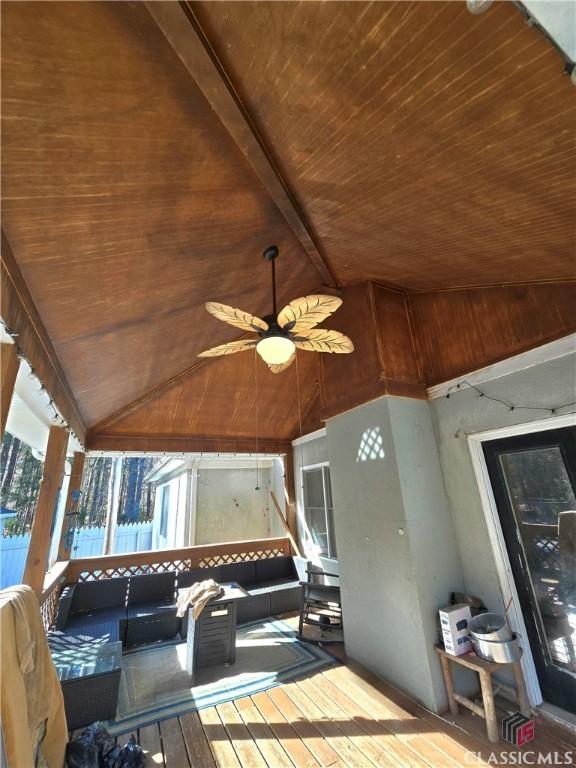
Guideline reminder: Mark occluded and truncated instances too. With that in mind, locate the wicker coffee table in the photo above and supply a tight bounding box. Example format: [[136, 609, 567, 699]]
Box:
[[51, 640, 122, 730]]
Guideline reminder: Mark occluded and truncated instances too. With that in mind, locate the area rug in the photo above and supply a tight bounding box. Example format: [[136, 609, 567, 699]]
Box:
[[107, 618, 336, 734]]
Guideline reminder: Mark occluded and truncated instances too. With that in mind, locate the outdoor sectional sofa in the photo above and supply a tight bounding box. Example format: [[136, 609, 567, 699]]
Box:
[[53, 555, 305, 648]]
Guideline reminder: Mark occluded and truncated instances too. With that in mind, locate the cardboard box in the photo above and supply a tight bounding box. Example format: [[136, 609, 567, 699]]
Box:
[[439, 603, 472, 656]]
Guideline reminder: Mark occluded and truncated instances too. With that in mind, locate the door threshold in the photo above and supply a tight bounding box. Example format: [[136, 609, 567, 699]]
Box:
[[536, 702, 576, 735]]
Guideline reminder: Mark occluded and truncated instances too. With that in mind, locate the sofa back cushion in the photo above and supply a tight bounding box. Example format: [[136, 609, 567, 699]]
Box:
[[219, 560, 257, 587], [255, 556, 296, 584], [128, 572, 176, 605], [178, 566, 221, 589], [71, 577, 129, 614]]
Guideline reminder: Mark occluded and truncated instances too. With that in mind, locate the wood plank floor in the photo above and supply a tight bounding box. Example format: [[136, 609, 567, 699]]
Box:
[[120, 661, 576, 768]]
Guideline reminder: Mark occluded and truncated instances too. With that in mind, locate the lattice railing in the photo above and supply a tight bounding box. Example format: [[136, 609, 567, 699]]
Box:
[[40, 561, 69, 631], [65, 537, 292, 584]]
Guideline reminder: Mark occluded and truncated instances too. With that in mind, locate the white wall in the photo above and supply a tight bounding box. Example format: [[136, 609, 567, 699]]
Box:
[[152, 471, 190, 550]]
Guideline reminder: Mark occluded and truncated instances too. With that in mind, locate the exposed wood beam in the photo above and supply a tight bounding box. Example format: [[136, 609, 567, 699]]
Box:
[[1, 342, 20, 440], [57, 451, 85, 561], [1, 231, 86, 442], [86, 432, 291, 455], [144, 0, 337, 288], [23, 424, 69, 593]]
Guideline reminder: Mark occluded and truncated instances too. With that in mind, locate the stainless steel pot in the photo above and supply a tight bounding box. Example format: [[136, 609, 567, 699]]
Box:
[[470, 631, 521, 663], [469, 612, 512, 642]]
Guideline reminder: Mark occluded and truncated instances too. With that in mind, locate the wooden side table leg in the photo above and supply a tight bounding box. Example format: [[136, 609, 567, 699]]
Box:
[[479, 670, 499, 744], [439, 654, 459, 716], [512, 660, 531, 717]]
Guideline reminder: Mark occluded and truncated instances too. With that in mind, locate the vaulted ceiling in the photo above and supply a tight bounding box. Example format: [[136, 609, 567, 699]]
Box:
[[1, 1, 574, 448]]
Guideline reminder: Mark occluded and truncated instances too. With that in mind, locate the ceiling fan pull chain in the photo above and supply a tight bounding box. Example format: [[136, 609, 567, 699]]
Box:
[[254, 348, 260, 490], [295, 350, 303, 442]]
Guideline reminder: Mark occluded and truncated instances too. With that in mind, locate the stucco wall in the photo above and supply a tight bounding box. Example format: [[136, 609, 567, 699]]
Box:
[[430, 353, 576, 615], [195, 465, 274, 545], [326, 396, 463, 711]]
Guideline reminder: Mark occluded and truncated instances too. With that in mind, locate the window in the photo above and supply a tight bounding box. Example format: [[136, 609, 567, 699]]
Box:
[[159, 485, 170, 539], [302, 465, 337, 558]]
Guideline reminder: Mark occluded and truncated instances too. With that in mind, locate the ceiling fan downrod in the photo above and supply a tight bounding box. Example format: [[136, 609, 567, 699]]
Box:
[[263, 245, 279, 317]]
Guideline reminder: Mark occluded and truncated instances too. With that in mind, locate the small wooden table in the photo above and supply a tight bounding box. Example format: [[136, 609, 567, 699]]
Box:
[[435, 644, 531, 744]]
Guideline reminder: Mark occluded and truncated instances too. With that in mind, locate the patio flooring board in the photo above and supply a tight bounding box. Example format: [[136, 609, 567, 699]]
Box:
[[134, 661, 575, 768]]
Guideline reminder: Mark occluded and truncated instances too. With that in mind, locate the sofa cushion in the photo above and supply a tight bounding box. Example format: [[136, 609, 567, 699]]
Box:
[[70, 577, 129, 614], [255, 557, 296, 584], [177, 566, 221, 589], [219, 561, 257, 588], [128, 572, 176, 605]]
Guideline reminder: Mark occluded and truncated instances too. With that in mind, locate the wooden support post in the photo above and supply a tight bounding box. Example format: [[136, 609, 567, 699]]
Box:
[[283, 448, 300, 552], [23, 424, 69, 593], [270, 491, 302, 557], [1, 342, 20, 440], [57, 451, 85, 561]]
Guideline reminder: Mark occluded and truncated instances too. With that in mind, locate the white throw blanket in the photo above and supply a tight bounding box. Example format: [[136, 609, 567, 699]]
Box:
[[176, 579, 223, 620]]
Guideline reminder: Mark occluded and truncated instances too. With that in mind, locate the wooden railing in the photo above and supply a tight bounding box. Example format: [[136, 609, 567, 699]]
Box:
[[38, 537, 292, 629], [64, 536, 292, 583], [40, 560, 70, 630]]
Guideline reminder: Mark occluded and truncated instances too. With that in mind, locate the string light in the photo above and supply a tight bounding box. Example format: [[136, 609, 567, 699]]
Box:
[[445, 379, 576, 417], [0, 319, 86, 451]]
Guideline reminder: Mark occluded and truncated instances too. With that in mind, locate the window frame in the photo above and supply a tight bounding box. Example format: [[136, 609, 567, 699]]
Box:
[[300, 462, 337, 560]]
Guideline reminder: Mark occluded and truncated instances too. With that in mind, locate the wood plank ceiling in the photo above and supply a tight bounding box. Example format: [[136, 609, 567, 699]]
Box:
[[194, 0, 575, 289], [1, 1, 574, 447]]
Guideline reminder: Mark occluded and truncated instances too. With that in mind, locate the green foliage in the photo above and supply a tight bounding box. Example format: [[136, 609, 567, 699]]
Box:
[[1, 432, 43, 532], [1, 431, 163, 534]]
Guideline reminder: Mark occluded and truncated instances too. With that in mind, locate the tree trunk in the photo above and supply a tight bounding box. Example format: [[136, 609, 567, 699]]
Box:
[[1, 433, 12, 484], [2, 436, 20, 497]]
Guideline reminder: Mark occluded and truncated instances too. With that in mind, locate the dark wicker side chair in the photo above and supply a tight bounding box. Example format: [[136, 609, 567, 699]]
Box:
[[298, 561, 343, 643]]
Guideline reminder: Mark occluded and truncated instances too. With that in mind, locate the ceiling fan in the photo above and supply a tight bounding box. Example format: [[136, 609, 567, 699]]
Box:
[[198, 246, 353, 373]]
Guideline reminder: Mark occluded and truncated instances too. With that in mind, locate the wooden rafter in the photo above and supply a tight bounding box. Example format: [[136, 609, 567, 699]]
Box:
[[1, 342, 19, 440], [86, 433, 291, 455], [1, 231, 86, 442], [144, 0, 337, 289]]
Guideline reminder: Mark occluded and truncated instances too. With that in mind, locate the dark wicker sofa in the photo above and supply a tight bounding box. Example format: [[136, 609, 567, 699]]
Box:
[[54, 555, 304, 648]]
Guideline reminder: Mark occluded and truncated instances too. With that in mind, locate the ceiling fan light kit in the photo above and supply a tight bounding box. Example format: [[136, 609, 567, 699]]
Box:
[[199, 245, 354, 372], [256, 335, 296, 366]]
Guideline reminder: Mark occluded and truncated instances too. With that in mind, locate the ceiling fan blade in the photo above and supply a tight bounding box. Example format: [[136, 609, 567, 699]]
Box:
[[205, 302, 269, 333], [266, 351, 296, 374], [198, 338, 258, 358], [294, 328, 354, 354], [277, 294, 342, 332]]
